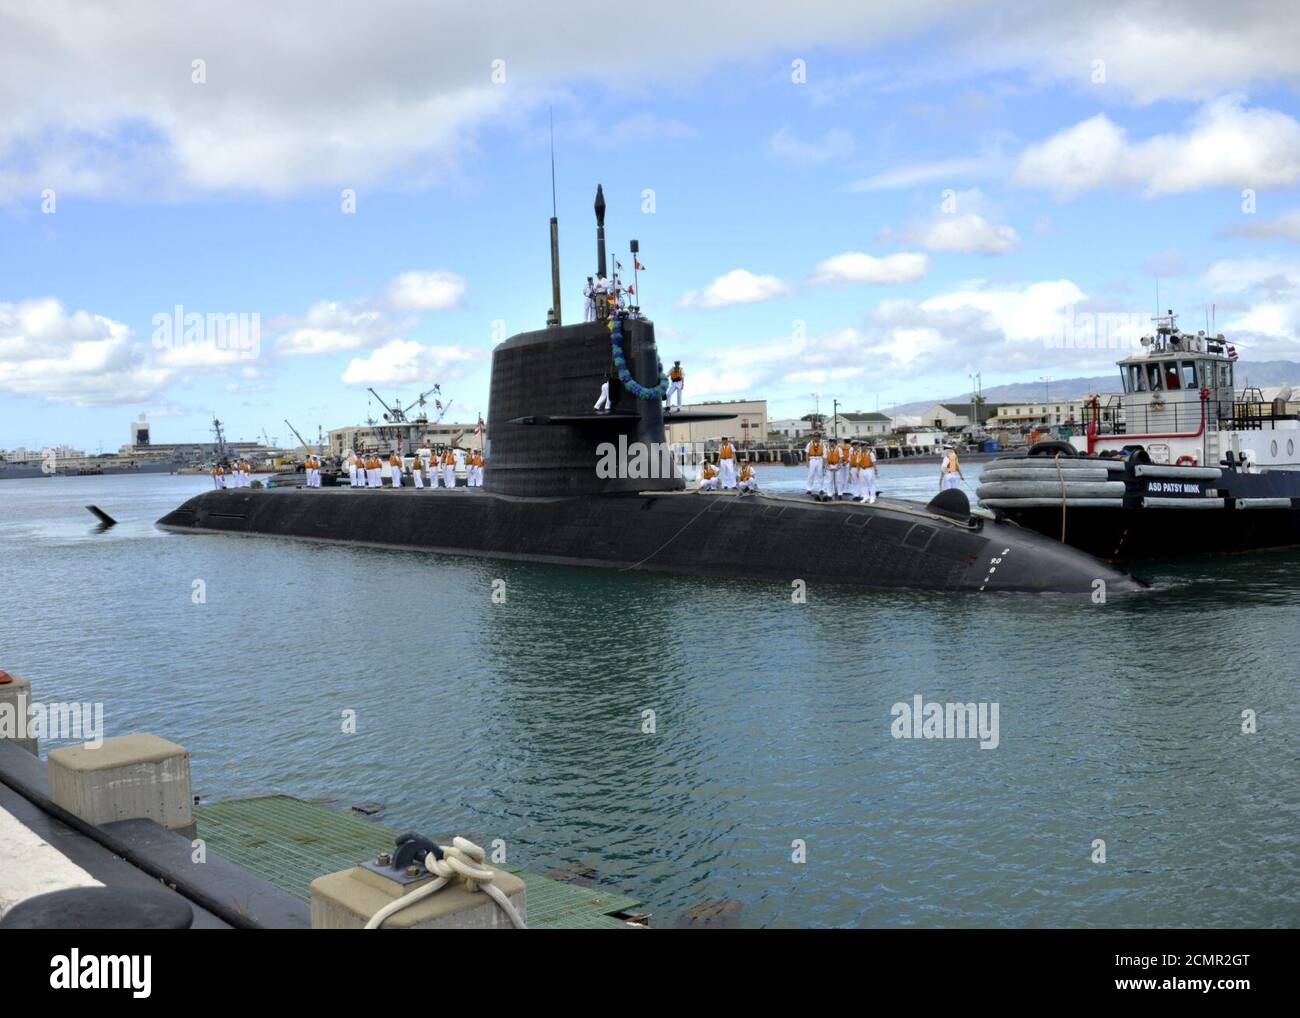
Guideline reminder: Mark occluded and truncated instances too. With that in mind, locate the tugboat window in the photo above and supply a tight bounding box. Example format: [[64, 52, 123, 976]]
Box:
[[1181, 362, 1197, 389], [1146, 363, 1163, 391], [1164, 363, 1181, 390]]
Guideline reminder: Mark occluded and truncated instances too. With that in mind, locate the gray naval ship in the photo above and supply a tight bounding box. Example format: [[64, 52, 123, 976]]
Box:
[[158, 187, 1142, 594]]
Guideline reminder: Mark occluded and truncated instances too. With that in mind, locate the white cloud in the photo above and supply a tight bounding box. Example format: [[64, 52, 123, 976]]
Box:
[[276, 269, 464, 355], [768, 126, 854, 165], [1200, 258, 1300, 356], [1223, 209, 1300, 242], [679, 269, 790, 308], [0, 298, 171, 405], [4, 4, 1300, 200], [340, 339, 481, 386], [971, 2, 1300, 104], [808, 252, 930, 286], [917, 279, 1087, 344], [847, 154, 1000, 192], [386, 270, 467, 311], [1015, 99, 1300, 199], [919, 213, 1017, 254], [883, 209, 1019, 254], [275, 301, 398, 356]]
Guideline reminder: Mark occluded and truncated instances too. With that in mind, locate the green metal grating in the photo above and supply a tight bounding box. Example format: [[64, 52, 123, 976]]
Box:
[[194, 795, 643, 929]]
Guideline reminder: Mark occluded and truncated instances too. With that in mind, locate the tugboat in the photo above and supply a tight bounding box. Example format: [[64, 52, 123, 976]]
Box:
[[156, 186, 1144, 594], [978, 311, 1300, 560]]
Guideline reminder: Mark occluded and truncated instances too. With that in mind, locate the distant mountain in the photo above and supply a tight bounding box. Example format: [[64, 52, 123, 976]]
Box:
[[885, 360, 1300, 417]]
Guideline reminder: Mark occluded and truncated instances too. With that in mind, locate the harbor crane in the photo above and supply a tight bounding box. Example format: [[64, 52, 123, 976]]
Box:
[[283, 419, 314, 456]]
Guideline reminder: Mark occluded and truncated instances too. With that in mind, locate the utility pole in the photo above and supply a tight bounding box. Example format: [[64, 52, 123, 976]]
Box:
[[832, 398, 839, 442]]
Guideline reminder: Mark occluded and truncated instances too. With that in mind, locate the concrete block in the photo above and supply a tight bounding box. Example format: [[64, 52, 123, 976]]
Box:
[[310, 865, 527, 929], [0, 673, 38, 756], [47, 734, 192, 831]]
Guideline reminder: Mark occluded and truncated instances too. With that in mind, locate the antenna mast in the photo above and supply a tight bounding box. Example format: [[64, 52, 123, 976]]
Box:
[[547, 108, 562, 327]]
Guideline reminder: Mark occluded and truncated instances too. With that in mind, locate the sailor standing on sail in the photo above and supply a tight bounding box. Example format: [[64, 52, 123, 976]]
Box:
[[804, 432, 826, 496], [665, 361, 685, 411], [939, 445, 964, 491], [212, 463, 224, 489], [717, 437, 737, 489], [583, 277, 596, 322], [389, 452, 403, 489]]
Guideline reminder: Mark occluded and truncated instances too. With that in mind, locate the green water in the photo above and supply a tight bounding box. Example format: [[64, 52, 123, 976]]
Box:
[[1, 470, 1296, 927]]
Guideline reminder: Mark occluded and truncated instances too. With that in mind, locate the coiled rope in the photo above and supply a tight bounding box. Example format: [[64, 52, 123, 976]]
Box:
[[363, 835, 527, 930], [610, 315, 669, 400]]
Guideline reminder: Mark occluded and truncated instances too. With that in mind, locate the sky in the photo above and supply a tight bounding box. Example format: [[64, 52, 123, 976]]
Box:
[[3, 0, 1300, 451]]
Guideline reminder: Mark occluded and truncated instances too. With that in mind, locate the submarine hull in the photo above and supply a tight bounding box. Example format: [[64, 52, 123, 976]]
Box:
[[156, 487, 1142, 594]]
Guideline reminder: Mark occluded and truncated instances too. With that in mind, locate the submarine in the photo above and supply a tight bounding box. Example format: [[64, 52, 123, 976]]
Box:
[[157, 186, 1143, 594]]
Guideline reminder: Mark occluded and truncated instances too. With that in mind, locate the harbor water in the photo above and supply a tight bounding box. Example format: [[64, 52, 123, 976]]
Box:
[[1, 468, 1297, 927]]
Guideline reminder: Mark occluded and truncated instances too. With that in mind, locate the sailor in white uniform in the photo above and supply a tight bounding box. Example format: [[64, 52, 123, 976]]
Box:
[[804, 432, 826, 495], [665, 361, 684, 411], [583, 277, 596, 322], [594, 379, 612, 413], [858, 443, 879, 504], [939, 446, 964, 491], [717, 437, 738, 490]]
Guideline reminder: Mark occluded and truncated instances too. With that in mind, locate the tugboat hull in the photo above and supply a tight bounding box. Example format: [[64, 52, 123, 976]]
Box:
[[979, 455, 1300, 560], [157, 487, 1143, 594]]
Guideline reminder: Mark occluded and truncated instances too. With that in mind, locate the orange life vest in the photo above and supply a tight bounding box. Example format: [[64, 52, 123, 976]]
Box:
[[390, 454, 400, 467], [701, 463, 717, 479], [862, 448, 877, 470], [442, 451, 455, 465], [807, 440, 824, 458], [719, 443, 734, 460], [739, 464, 753, 481], [942, 450, 960, 473], [670, 366, 683, 381], [826, 446, 842, 466]]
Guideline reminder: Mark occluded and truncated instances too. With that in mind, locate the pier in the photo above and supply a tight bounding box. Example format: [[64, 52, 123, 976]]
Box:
[[0, 671, 645, 929]]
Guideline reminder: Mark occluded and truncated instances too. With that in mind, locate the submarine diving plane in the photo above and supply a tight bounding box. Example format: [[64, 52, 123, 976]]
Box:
[[158, 187, 1142, 594]]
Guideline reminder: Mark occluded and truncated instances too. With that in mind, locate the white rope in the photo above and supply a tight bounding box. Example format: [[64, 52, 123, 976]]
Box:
[[363, 836, 527, 929]]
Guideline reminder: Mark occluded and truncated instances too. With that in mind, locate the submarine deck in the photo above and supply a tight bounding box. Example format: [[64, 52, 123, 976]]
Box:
[[160, 483, 1143, 593]]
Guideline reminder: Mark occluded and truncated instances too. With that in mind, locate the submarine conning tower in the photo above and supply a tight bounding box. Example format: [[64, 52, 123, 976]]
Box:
[[485, 315, 680, 496], [485, 185, 732, 497]]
